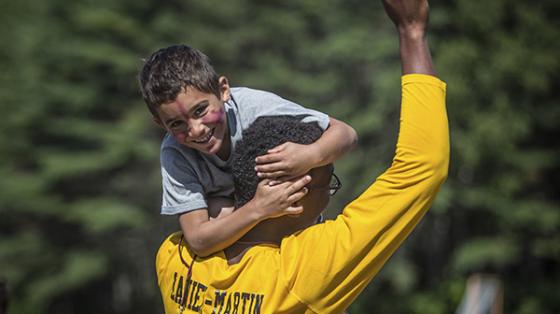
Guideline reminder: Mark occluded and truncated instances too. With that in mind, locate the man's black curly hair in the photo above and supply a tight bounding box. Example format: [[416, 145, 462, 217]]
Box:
[[232, 115, 323, 208]]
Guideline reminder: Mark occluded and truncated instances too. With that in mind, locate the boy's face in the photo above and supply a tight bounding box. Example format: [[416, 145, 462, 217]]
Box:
[[154, 77, 231, 159]]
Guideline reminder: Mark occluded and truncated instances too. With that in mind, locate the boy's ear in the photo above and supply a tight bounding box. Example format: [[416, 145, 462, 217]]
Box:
[[152, 116, 166, 130], [218, 76, 231, 102]]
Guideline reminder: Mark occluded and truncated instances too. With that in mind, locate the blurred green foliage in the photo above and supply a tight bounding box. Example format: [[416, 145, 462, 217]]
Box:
[[0, 0, 558, 313]]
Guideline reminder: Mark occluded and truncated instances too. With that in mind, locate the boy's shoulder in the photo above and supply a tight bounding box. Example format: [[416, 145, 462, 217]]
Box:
[[228, 86, 329, 133], [229, 87, 302, 117], [230, 86, 277, 98], [230, 87, 289, 108]]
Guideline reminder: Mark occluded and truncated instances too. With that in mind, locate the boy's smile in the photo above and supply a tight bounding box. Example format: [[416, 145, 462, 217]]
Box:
[[154, 78, 232, 160]]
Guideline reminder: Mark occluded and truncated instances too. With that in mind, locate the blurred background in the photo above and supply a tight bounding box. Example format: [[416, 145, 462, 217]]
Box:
[[0, 0, 558, 313]]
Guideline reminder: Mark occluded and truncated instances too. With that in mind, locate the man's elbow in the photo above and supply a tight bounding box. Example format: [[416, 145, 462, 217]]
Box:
[[427, 146, 450, 186], [434, 155, 449, 185]]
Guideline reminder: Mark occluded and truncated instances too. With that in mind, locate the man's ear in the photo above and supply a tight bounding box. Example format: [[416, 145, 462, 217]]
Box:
[[152, 116, 166, 130], [218, 76, 231, 102]]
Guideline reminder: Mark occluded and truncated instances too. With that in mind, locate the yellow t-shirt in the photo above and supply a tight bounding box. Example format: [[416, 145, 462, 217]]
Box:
[[156, 74, 449, 314]]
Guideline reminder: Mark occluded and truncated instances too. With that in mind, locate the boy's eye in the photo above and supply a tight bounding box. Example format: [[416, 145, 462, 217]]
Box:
[[169, 121, 186, 130], [193, 105, 208, 117]]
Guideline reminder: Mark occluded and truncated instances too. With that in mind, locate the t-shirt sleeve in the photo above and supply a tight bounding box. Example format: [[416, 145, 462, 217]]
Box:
[[237, 88, 330, 130], [160, 147, 208, 215], [279, 75, 449, 313]]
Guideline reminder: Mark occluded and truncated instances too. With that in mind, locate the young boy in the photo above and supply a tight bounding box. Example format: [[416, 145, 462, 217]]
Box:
[[139, 46, 357, 257]]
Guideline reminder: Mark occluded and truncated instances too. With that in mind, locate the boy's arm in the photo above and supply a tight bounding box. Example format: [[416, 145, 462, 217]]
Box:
[[255, 117, 357, 179], [180, 175, 312, 257]]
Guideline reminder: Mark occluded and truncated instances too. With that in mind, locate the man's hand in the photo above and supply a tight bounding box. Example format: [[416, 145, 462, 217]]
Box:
[[249, 175, 312, 219], [382, 0, 435, 76], [382, 0, 429, 35], [254, 142, 318, 180]]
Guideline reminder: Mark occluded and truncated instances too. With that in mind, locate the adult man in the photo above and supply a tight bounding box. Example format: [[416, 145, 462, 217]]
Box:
[[156, 0, 449, 313]]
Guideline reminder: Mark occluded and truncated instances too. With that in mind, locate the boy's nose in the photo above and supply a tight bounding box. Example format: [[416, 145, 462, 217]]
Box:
[[187, 121, 205, 138]]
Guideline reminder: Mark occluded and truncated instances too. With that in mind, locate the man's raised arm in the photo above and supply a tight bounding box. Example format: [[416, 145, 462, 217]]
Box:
[[281, 0, 449, 312]]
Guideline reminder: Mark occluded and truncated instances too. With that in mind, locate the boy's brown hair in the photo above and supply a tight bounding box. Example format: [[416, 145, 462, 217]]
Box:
[[138, 45, 221, 116]]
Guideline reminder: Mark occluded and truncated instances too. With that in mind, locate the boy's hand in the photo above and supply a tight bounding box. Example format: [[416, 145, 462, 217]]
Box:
[[250, 174, 312, 219], [255, 142, 318, 180], [382, 0, 429, 34]]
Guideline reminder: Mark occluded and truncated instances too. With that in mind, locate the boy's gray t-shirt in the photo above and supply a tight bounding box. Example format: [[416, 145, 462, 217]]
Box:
[[160, 87, 330, 215]]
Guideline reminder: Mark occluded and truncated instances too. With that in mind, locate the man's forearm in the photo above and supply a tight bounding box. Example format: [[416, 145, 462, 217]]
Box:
[[399, 31, 435, 76]]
